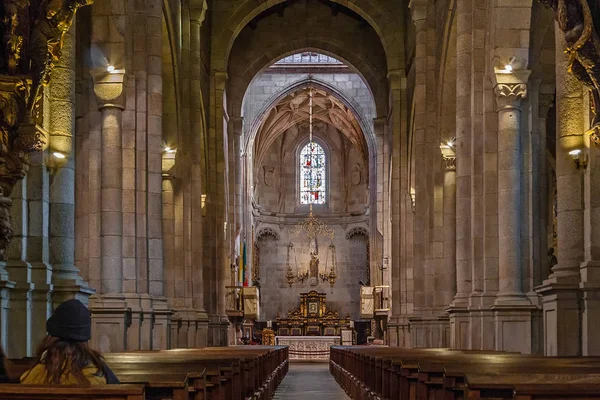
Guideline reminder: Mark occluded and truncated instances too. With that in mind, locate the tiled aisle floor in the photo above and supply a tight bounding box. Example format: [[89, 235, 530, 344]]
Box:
[[273, 362, 350, 399]]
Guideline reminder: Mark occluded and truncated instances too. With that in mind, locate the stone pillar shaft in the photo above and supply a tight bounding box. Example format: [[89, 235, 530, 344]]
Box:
[[494, 82, 527, 300], [100, 107, 123, 294], [443, 155, 457, 306], [190, 12, 207, 317], [410, 1, 428, 312], [454, 0, 472, 305]]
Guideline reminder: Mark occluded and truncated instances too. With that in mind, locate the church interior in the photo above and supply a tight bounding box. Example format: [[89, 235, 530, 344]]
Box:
[[2, 0, 600, 397]]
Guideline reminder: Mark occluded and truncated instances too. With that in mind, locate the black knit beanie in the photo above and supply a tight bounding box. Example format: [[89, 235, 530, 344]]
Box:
[[46, 299, 91, 342]]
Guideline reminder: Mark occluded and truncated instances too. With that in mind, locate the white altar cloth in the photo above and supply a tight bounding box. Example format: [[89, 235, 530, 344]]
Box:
[[275, 336, 341, 360]]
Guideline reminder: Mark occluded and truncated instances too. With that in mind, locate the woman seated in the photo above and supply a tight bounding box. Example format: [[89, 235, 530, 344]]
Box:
[[0, 346, 11, 383], [21, 299, 119, 385]]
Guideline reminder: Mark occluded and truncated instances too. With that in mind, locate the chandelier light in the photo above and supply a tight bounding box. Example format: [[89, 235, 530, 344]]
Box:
[[291, 87, 334, 241]]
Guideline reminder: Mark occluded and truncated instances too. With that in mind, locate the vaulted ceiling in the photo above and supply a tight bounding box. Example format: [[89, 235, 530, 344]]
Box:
[[254, 87, 368, 165]]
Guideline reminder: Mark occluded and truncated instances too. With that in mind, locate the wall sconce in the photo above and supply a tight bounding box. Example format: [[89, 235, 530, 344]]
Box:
[[164, 146, 176, 154], [107, 64, 115, 73], [46, 151, 68, 173], [569, 149, 588, 169]]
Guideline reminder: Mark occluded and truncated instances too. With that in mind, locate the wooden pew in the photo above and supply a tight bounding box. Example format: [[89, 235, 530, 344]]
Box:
[[330, 346, 600, 400], [8, 346, 288, 400], [0, 384, 145, 399], [105, 346, 288, 399]]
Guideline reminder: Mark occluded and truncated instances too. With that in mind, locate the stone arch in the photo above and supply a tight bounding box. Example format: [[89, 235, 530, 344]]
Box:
[[256, 227, 281, 241], [345, 226, 369, 240], [212, 0, 404, 76], [245, 78, 376, 163], [226, 0, 389, 117]]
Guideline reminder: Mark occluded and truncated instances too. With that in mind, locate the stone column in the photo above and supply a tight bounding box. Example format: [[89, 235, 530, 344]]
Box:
[[49, 22, 91, 301], [190, 4, 209, 346], [442, 149, 457, 308], [536, 28, 585, 356], [493, 73, 529, 304], [88, 69, 129, 353], [386, 69, 410, 347], [447, 0, 472, 349], [491, 70, 535, 354], [206, 70, 230, 346], [409, 0, 428, 315]]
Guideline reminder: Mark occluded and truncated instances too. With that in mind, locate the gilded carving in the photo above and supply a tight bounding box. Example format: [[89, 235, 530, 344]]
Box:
[[0, 0, 93, 260], [539, 0, 600, 129]]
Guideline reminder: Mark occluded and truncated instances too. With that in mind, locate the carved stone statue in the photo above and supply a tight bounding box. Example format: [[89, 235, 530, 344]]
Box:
[[548, 247, 558, 276], [539, 0, 600, 128], [309, 253, 320, 278]]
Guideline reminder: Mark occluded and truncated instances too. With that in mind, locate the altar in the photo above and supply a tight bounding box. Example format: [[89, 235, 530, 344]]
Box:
[[276, 290, 351, 336], [275, 336, 340, 361]]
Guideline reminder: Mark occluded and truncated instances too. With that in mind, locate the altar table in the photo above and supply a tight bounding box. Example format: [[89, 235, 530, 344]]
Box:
[[275, 336, 340, 361]]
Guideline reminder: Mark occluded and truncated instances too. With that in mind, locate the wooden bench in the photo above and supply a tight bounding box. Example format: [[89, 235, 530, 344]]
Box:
[[0, 384, 145, 399], [105, 346, 288, 399], [330, 346, 600, 400], [8, 346, 288, 400]]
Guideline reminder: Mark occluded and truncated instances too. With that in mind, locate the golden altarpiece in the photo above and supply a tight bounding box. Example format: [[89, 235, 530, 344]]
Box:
[[276, 290, 350, 336]]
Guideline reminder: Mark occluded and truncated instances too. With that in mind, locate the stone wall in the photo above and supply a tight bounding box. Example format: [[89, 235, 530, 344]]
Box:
[[256, 224, 369, 321], [253, 119, 370, 321]]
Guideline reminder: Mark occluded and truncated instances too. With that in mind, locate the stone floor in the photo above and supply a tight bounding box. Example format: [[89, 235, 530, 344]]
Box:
[[273, 362, 350, 399]]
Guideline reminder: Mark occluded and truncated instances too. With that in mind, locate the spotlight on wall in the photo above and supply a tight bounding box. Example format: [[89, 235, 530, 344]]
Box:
[[502, 57, 516, 73], [569, 149, 587, 169], [107, 64, 115, 73], [53, 152, 66, 159]]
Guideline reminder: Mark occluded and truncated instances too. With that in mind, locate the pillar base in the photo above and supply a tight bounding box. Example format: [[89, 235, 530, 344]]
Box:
[[89, 293, 129, 353], [446, 303, 469, 349], [387, 315, 410, 347], [170, 309, 209, 348], [536, 281, 580, 356], [490, 301, 539, 354], [468, 293, 497, 350], [52, 278, 95, 305], [408, 313, 450, 347]]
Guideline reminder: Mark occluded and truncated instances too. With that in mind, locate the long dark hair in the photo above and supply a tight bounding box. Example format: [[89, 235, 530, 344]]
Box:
[[0, 345, 12, 382], [23, 336, 107, 384]]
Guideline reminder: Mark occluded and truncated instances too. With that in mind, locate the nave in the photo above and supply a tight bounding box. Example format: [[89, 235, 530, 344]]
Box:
[[273, 363, 349, 400]]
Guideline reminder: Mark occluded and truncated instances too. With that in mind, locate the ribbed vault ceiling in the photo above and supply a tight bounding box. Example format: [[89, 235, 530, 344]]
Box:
[[254, 87, 368, 165]]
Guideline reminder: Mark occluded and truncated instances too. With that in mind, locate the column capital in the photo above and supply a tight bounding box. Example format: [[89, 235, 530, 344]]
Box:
[[441, 145, 456, 171], [494, 83, 528, 110], [387, 69, 406, 91], [90, 68, 126, 110], [190, 0, 208, 24], [408, 0, 427, 23], [213, 71, 228, 90], [493, 68, 530, 110]]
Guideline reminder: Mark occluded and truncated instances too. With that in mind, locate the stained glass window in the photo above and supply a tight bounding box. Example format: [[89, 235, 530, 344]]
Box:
[[300, 142, 326, 205]]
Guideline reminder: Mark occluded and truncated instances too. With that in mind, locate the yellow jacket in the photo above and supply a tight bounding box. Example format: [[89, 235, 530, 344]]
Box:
[[20, 362, 107, 385]]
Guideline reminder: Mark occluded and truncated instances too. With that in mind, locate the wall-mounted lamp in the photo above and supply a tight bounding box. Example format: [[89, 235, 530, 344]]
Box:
[[46, 151, 68, 174], [164, 146, 176, 154], [569, 149, 588, 169], [107, 64, 115, 73]]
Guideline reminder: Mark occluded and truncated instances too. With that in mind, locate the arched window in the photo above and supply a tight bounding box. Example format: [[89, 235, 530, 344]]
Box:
[[300, 142, 326, 204]]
